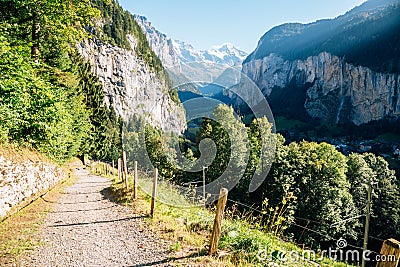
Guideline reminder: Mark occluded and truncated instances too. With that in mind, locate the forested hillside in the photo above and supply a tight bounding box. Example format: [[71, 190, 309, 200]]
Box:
[[245, 0, 400, 73], [0, 0, 175, 162], [90, 0, 164, 74], [133, 104, 400, 251]]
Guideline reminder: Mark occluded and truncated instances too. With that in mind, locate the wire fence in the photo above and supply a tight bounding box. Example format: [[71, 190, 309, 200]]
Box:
[[94, 161, 386, 256], [224, 196, 383, 255], [181, 183, 385, 255]]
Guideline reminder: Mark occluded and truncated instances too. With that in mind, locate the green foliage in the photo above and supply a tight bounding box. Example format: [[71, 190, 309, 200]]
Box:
[[118, 102, 399, 257], [0, 25, 91, 161], [199, 105, 250, 186], [0, 0, 100, 66], [347, 153, 400, 241], [90, 0, 163, 73], [0, 0, 122, 163], [290, 142, 357, 243], [120, 100, 400, 252], [73, 57, 122, 161], [90, 0, 135, 49], [122, 115, 180, 179], [253, 140, 358, 245]]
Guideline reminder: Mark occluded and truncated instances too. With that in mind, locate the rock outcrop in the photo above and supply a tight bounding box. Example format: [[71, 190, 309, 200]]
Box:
[[0, 156, 64, 218], [78, 36, 186, 133], [134, 15, 181, 68], [242, 52, 400, 125]]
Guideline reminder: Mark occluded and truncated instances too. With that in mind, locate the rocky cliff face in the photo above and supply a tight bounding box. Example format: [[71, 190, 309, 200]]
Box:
[[134, 15, 180, 68], [78, 36, 186, 133], [242, 52, 400, 125]]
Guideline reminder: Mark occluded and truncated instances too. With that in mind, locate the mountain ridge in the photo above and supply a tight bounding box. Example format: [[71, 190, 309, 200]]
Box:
[[245, 0, 400, 73], [134, 15, 247, 68], [241, 0, 400, 127]]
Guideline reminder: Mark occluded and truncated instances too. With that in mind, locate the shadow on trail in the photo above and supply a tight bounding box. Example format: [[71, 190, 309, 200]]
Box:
[[130, 251, 206, 267], [40, 198, 104, 204], [99, 186, 127, 205], [49, 215, 147, 228], [49, 204, 119, 214], [60, 191, 99, 195], [74, 181, 110, 185]]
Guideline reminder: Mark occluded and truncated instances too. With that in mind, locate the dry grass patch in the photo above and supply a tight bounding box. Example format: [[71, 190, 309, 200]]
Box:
[[0, 159, 79, 266], [0, 144, 52, 165]]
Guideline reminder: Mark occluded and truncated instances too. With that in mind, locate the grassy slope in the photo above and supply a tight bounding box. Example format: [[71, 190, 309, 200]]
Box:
[[374, 133, 400, 143], [98, 164, 352, 267], [274, 116, 307, 132]]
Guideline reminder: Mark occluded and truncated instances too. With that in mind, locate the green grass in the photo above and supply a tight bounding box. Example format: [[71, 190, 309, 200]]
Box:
[[375, 133, 400, 143], [275, 116, 307, 132], [96, 165, 354, 267]]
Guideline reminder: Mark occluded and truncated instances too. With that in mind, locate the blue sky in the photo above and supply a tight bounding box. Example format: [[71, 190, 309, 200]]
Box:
[[119, 0, 367, 53]]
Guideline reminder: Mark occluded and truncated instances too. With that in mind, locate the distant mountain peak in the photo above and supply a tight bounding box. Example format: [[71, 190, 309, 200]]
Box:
[[134, 15, 248, 67], [201, 43, 248, 66], [212, 42, 235, 50]]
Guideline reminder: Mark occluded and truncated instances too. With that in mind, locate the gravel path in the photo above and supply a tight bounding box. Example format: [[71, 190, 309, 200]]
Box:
[[22, 167, 172, 267]]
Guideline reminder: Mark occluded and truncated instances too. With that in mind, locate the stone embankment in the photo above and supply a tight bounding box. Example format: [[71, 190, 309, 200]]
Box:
[[0, 155, 64, 219]]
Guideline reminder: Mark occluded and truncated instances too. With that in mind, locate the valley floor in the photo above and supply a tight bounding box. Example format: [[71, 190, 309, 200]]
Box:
[[20, 168, 172, 266]]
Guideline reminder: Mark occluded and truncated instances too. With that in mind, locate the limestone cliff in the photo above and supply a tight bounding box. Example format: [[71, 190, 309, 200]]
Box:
[[133, 15, 181, 68], [242, 0, 400, 126], [242, 52, 400, 125], [78, 35, 186, 133]]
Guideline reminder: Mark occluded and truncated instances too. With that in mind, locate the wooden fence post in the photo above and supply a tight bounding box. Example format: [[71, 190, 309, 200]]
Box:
[[376, 239, 400, 267], [150, 168, 158, 217], [112, 160, 115, 177], [209, 188, 228, 255], [123, 151, 128, 190], [133, 161, 138, 199], [118, 158, 121, 181]]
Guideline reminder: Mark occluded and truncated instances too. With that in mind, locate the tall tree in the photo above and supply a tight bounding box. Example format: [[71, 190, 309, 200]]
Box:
[[197, 104, 250, 195], [347, 153, 400, 241], [0, 0, 99, 64], [286, 142, 357, 244]]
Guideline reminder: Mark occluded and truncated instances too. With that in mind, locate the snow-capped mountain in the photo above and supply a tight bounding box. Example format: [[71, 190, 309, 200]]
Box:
[[172, 40, 247, 67], [202, 43, 248, 66], [134, 15, 247, 68], [133, 15, 180, 67], [171, 40, 204, 64]]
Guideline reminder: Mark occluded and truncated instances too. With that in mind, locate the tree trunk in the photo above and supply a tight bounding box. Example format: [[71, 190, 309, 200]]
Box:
[[78, 154, 85, 166], [31, 9, 40, 63]]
